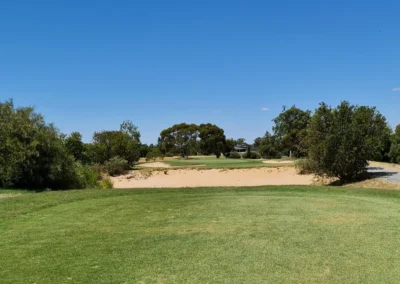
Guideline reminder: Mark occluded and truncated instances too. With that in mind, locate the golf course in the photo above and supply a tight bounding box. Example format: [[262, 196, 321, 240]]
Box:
[[2, 186, 400, 284]]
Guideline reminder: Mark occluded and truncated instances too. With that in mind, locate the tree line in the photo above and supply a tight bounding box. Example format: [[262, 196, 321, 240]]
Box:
[[1, 99, 400, 189]]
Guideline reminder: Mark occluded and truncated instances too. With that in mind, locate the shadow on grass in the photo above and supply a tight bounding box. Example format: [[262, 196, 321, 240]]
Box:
[[328, 169, 398, 186]]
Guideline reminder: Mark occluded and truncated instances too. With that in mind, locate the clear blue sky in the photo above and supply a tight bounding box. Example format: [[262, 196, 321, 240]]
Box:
[[1, 0, 399, 144]]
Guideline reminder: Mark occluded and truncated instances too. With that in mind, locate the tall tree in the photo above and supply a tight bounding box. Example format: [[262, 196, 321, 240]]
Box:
[[258, 131, 282, 158], [198, 124, 227, 158], [65, 132, 87, 163], [308, 101, 388, 182], [89, 130, 140, 166], [159, 123, 199, 158], [273, 106, 311, 158], [389, 125, 400, 163], [120, 120, 141, 143]]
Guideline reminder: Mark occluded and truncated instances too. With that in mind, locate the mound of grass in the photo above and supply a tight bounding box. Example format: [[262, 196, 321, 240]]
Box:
[[1, 186, 400, 283], [163, 156, 286, 169]]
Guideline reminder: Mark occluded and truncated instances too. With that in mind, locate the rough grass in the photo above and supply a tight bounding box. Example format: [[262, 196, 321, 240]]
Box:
[[162, 156, 288, 169], [2, 186, 400, 283]]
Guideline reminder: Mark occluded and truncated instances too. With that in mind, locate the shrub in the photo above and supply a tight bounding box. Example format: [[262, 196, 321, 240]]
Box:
[[308, 101, 389, 182], [228, 152, 241, 159], [243, 152, 261, 159], [165, 152, 174, 157], [295, 159, 314, 175], [74, 163, 100, 188], [98, 178, 113, 189], [104, 156, 128, 176]]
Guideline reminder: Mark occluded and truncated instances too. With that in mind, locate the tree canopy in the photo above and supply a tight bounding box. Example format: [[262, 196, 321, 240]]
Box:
[[272, 106, 311, 157], [308, 101, 389, 182], [198, 124, 227, 158], [159, 123, 199, 158]]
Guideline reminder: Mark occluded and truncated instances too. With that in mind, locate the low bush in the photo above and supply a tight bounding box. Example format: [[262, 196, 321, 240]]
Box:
[[295, 158, 314, 175], [228, 152, 241, 159], [98, 178, 113, 189], [74, 163, 100, 189], [104, 156, 128, 176], [243, 152, 261, 159], [165, 152, 174, 157]]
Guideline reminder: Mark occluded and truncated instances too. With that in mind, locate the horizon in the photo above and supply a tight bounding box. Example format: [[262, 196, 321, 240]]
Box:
[[1, 0, 399, 144]]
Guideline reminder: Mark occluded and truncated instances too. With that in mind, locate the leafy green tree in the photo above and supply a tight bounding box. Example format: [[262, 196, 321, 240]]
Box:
[[198, 124, 227, 158], [308, 101, 389, 182], [120, 120, 141, 143], [389, 125, 400, 163], [223, 139, 235, 157], [159, 123, 199, 158], [89, 130, 140, 166], [0, 100, 83, 189], [273, 106, 311, 158], [65, 132, 87, 163], [258, 131, 282, 158]]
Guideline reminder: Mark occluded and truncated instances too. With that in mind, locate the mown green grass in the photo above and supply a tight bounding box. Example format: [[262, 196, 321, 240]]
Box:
[[2, 186, 400, 283], [162, 156, 287, 169]]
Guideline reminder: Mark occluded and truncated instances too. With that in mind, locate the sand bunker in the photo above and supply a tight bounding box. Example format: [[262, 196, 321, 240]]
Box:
[[112, 167, 314, 188], [137, 162, 172, 168], [263, 160, 295, 164]]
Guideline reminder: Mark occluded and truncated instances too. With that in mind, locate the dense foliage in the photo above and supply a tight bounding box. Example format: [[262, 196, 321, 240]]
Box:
[[198, 124, 227, 158], [307, 101, 389, 182], [272, 106, 311, 158], [0, 100, 96, 189]]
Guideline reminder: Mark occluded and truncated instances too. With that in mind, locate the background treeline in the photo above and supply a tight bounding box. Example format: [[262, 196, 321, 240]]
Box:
[[2, 99, 400, 189]]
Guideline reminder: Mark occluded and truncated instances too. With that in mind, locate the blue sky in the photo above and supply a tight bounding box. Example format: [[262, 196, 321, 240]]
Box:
[[1, 0, 399, 144]]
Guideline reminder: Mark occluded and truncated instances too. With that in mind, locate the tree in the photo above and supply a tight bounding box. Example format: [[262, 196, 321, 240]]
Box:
[[198, 124, 227, 158], [65, 132, 87, 163], [389, 125, 400, 163], [258, 131, 282, 158], [89, 130, 140, 166], [223, 139, 235, 157], [308, 101, 389, 182], [273, 106, 311, 158], [0, 100, 83, 189], [159, 123, 199, 158], [120, 120, 141, 143]]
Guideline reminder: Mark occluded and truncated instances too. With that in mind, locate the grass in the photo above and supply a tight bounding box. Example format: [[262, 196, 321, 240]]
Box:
[[159, 156, 289, 169], [2, 186, 400, 283]]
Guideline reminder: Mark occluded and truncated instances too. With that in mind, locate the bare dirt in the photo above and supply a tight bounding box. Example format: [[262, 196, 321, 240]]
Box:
[[111, 167, 314, 188]]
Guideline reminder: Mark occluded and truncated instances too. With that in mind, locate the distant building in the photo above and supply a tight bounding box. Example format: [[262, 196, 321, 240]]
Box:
[[234, 145, 247, 153]]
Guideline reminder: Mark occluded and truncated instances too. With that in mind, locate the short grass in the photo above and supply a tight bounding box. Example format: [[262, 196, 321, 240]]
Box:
[[161, 156, 288, 169], [2, 186, 400, 283]]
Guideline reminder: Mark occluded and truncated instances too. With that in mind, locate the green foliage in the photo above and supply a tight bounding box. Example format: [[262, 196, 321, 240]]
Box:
[[243, 151, 261, 159], [98, 177, 113, 189], [295, 158, 314, 175], [308, 101, 389, 182], [65, 132, 87, 163], [227, 152, 242, 159], [120, 120, 141, 143], [198, 123, 227, 158], [89, 130, 140, 166], [0, 100, 89, 190], [145, 148, 163, 162], [258, 132, 282, 158], [223, 139, 235, 157], [273, 106, 311, 158], [74, 163, 100, 189], [104, 156, 129, 176], [159, 123, 199, 158], [389, 125, 400, 163]]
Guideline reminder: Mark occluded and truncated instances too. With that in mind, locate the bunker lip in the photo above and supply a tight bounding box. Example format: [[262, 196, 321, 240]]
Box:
[[111, 167, 314, 188]]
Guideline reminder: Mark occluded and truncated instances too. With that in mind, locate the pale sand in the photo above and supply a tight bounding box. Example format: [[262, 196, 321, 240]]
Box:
[[111, 167, 314, 188], [263, 160, 295, 164], [137, 162, 172, 168]]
